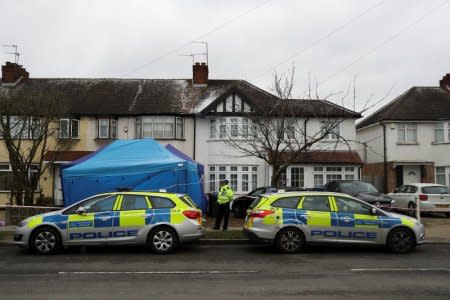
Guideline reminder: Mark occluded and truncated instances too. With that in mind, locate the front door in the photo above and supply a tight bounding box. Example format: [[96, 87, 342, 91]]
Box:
[[332, 196, 382, 244], [403, 166, 421, 184], [298, 195, 334, 242], [65, 194, 117, 244]]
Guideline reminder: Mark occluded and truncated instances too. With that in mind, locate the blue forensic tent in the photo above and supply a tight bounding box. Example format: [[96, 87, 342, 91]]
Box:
[[61, 139, 207, 212]]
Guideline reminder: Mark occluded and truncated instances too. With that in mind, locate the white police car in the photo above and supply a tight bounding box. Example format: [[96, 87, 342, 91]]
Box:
[[14, 191, 204, 254], [243, 192, 425, 253]]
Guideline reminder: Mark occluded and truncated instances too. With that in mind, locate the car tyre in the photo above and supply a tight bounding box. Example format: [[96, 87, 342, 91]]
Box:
[[148, 226, 179, 254], [30, 226, 61, 255], [387, 227, 416, 254], [275, 227, 305, 254]]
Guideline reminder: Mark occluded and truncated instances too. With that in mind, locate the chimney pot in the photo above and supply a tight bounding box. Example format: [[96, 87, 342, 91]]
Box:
[[192, 62, 208, 86], [440, 74, 450, 92]]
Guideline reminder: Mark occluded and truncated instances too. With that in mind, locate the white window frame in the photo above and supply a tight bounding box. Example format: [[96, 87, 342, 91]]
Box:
[[397, 123, 417, 144], [209, 117, 251, 141], [311, 165, 358, 187], [0, 163, 39, 192], [208, 165, 258, 193], [97, 118, 117, 139], [321, 120, 340, 140], [136, 116, 184, 139], [434, 122, 450, 143]]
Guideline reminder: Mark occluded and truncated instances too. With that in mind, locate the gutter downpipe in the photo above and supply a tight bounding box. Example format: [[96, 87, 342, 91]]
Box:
[[193, 115, 196, 160], [382, 122, 388, 193]]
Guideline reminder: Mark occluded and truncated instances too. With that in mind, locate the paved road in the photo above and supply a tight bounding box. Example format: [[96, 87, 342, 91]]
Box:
[[1, 243, 450, 299]]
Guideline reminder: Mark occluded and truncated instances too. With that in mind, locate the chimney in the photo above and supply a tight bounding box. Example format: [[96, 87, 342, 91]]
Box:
[[1, 61, 29, 84], [192, 62, 208, 86], [439, 74, 450, 92]]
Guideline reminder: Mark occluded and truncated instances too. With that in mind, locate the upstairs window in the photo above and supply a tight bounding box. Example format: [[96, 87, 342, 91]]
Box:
[[434, 122, 450, 143], [209, 117, 250, 140], [59, 118, 79, 139], [135, 116, 184, 139], [0, 116, 41, 139], [321, 121, 340, 140], [397, 123, 417, 143], [97, 118, 117, 139]]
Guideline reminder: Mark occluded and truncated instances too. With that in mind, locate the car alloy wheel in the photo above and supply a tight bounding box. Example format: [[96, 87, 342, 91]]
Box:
[[388, 228, 415, 253], [31, 227, 60, 255], [276, 228, 305, 253], [149, 227, 178, 254]]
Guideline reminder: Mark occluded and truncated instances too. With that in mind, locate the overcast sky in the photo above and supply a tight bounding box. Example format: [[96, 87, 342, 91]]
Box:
[[1, 0, 449, 118]]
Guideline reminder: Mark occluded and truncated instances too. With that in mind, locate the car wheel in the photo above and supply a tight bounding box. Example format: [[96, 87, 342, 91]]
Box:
[[275, 227, 305, 254], [30, 227, 61, 255], [407, 202, 416, 217], [148, 226, 178, 254], [387, 227, 416, 254]]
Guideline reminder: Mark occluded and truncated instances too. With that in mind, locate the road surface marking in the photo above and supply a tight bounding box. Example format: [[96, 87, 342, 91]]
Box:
[[351, 268, 450, 272], [59, 270, 258, 275]]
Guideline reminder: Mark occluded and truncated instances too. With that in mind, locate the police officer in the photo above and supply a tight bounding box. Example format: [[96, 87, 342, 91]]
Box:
[[213, 179, 234, 231]]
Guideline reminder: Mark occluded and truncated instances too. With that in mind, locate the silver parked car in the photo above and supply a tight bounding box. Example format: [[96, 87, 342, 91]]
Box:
[[388, 183, 450, 217]]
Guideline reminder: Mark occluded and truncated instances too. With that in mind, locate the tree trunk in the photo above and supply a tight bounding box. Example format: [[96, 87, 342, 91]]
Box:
[[270, 164, 285, 187]]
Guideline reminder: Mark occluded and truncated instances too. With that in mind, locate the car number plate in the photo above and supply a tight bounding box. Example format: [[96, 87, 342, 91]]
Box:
[[436, 204, 450, 208]]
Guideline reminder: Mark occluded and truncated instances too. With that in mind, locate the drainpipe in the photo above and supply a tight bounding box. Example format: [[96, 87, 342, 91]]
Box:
[[303, 118, 309, 146], [193, 115, 196, 160], [382, 123, 388, 193]]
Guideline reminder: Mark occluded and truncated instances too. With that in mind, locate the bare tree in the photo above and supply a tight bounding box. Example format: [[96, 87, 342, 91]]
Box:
[[0, 83, 70, 205], [225, 67, 359, 187]]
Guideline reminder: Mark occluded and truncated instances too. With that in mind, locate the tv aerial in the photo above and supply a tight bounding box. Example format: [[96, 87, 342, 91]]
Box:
[[180, 41, 208, 65], [2, 44, 19, 64]]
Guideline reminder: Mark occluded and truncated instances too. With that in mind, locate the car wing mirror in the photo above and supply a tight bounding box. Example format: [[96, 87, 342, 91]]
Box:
[[370, 207, 378, 215], [76, 206, 87, 215]]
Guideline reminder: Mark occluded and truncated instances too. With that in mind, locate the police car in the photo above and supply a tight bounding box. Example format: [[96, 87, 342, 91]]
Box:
[[243, 192, 425, 253], [14, 192, 205, 254]]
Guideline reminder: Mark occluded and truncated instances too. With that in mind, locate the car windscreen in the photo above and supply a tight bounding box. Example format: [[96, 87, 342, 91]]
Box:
[[339, 181, 378, 194], [422, 186, 450, 194]]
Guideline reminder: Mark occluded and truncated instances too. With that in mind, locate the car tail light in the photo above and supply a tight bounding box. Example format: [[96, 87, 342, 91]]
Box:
[[419, 194, 428, 201], [183, 210, 202, 219], [249, 209, 274, 218]]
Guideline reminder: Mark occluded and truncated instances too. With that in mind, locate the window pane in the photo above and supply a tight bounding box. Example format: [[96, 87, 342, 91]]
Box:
[[230, 118, 238, 137], [59, 119, 69, 138], [272, 197, 300, 209], [209, 119, 216, 139], [70, 119, 78, 138], [120, 195, 149, 210], [230, 173, 238, 191], [98, 119, 109, 138], [209, 173, 216, 192], [176, 117, 184, 139], [301, 196, 330, 211], [406, 128, 416, 142], [397, 127, 405, 143], [252, 174, 257, 190], [110, 120, 118, 138], [314, 174, 324, 188], [242, 174, 249, 192], [150, 197, 175, 208], [290, 167, 304, 188], [0, 171, 14, 191], [85, 196, 116, 213], [335, 197, 371, 214]]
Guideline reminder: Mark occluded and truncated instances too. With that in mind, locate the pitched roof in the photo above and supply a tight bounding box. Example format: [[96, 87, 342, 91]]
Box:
[[357, 87, 450, 129], [0, 78, 360, 118]]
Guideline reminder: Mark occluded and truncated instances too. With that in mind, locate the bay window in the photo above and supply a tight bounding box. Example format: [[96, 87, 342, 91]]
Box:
[[209, 117, 251, 140], [208, 165, 258, 193]]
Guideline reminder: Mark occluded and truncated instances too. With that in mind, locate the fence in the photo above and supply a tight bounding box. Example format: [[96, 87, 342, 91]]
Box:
[[0, 205, 60, 225]]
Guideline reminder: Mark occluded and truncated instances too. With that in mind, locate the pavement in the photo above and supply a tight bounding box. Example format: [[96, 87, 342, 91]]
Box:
[[1, 243, 450, 299]]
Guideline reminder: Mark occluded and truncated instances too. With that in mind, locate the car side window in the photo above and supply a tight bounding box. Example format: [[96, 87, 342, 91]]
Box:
[[406, 185, 417, 193], [250, 188, 264, 197], [398, 185, 408, 193], [335, 197, 371, 215], [271, 197, 300, 209], [120, 195, 150, 211], [300, 196, 331, 212], [63, 195, 116, 215], [150, 196, 175, 209]]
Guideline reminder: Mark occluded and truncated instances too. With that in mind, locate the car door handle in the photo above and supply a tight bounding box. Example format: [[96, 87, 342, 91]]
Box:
[[99, 216, 111, 221], [341, 216, 353, 222]]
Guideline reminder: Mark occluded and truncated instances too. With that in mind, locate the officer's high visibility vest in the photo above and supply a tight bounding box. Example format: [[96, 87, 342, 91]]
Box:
[[217, 184, 234, 205]]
